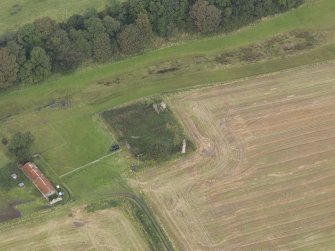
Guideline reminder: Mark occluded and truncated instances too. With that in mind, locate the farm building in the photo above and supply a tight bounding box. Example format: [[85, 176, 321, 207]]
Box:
[[21, 162, 62, 205]]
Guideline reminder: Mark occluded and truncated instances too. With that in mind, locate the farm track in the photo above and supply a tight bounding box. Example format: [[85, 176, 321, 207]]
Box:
[[135, 61, 335, 250], [112, 192, 174, 251]]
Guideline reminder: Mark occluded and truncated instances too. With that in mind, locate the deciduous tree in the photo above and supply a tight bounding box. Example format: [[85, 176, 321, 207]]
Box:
[[190, 0, 222, 33], [17, 61, 33, 84], [8, 131, 34, 164], [0, 47, 18, 88], [30, 47, 51, 83], [34, 17, 58, 42], [85, 17, 106, 39], [93, 33, 112, 62], [46, 29, 82, 72], [117, 13, 152, 54], [68, 29, 92, 60], [103, 16, 121, 37], [16, 23, 41, 51]]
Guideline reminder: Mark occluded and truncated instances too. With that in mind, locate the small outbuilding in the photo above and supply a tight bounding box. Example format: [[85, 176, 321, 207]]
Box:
[[11, 173, 18, 180], [18, 182, 24, 188]]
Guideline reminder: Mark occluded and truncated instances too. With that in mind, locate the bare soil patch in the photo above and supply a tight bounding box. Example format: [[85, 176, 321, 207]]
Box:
[[0, 204, 21, 222]]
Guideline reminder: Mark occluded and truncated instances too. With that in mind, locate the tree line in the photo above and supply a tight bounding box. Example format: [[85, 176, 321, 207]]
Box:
[[0, 0, 303, 90]]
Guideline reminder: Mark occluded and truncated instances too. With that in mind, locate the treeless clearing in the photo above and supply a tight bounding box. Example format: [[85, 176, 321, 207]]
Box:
[[0, 207, 149, 251], [135, 61, 335, 250]]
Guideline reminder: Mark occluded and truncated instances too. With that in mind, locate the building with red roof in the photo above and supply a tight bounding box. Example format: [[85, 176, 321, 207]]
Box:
[[21, 162, 61, 204]]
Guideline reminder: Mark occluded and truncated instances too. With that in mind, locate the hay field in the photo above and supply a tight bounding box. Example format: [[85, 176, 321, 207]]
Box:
[[0, 207, 149, 251], [136, 61, 335, 250]]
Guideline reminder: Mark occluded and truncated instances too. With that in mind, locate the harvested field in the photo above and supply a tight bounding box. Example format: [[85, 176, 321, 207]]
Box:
[[135, 61, 335, 250], [0, 207, 149, 251]]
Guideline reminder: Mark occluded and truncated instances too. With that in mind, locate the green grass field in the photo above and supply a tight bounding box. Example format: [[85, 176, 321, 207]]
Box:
[[0, 0, 335, 244], [62, 154, 128, 200], [0, 150, 10, 169], [0, 0, 108, 33]]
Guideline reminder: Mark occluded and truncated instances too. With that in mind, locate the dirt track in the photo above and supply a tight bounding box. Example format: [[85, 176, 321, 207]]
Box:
[[135, 61, 335, 250]]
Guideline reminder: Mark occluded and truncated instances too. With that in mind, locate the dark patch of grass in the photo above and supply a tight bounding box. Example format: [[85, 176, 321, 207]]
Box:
[[102, 100, 194, 162], [156, 67, 179, 74], [0, 163, 42, 222], [9, 4, 21, 16], [147, 62, 181, 75], [237, 45, 265, 62], [1, 138, 8, 146], [85, 199, 119, 213], [0, 163, 25, 191], [216, 31, 318, 65], [36, 95, 72, 111]]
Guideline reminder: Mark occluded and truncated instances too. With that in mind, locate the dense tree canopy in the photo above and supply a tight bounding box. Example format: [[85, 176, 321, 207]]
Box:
[[0, 0, 303, 90], [190, 0, 222, 33], [8, 131, 34, 164], [0, 47, 18, 89], [30, 47, 51, 83], [118, 13, 152, 54]]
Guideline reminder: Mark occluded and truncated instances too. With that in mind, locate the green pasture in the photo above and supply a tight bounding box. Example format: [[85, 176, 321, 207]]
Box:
[[0, 151, 10, 169], [0, 0, 108, 33], [0, 162, 44, 216], [0, 0, 335, 222], [62, 154, 129, 201]]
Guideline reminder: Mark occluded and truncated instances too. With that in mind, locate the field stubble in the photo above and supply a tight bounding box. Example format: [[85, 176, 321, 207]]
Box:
[[0, 206, 149, 251], [134, 61, 335, 250]]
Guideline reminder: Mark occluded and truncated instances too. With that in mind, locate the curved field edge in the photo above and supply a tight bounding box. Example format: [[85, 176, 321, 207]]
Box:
[[134, 61, 335, 250]]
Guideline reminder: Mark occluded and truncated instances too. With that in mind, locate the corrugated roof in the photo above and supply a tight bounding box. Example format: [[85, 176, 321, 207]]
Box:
[[21, 162, 56, 199]]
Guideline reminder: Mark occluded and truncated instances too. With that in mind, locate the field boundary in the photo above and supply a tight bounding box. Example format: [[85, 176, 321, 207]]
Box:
[[112, 192, 174, 251], [162, 58, 335, 98]]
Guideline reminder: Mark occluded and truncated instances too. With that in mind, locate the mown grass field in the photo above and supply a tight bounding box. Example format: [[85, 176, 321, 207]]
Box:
[[0, 0, 335, 249], [0, 0, 107, 33]]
